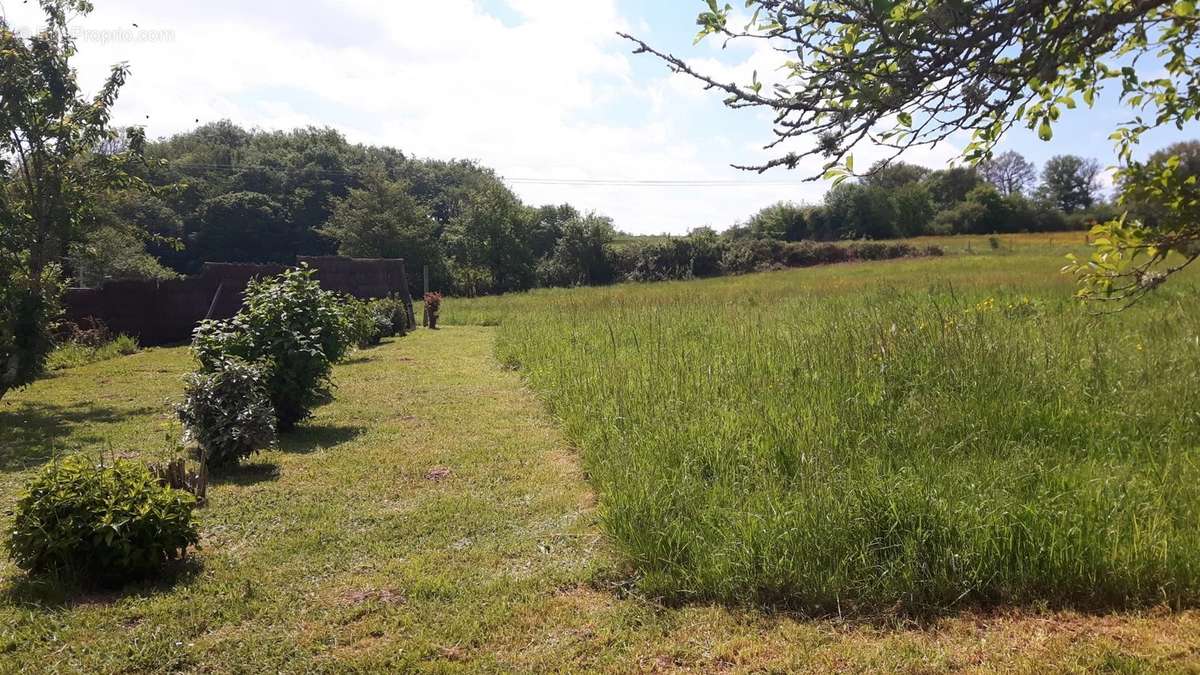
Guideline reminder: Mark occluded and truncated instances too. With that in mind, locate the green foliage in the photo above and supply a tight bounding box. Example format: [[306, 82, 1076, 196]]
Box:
[[342, 296, 395, 349], [443, 183, 537, 294], [1039, 155, 1104, 214], [7, 455, 199, 585], [178, 357, 277, 467], [615, 229, 728, 282], [194, 192, 291, 264], [862, 160, 930, 191], [372, 295, 412, 336], [0, 264, 63, 399], [321, 165, 445, 291], [535, 214, 617, 287], [47, 333, 140, 371], [626, 1, 1200, 296], [822, 182, 897, 239], [0, 2, 141, 399], [68, 225, 178, 286], [192, 265, 349, 431], [1068, 148, 1200, 301], [743, 202, 813, 241]]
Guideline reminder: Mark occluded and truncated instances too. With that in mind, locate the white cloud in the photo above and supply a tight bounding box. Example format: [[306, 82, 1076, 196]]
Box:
[[1, 0, 961, 234]]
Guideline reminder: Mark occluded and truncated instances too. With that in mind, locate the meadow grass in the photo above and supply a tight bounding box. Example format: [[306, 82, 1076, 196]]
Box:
[[445, 234, 1200, 613], [44, 334, 140, 372]]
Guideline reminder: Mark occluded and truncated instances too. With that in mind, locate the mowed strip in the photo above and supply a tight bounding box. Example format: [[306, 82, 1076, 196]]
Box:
[[0, 327, 1195, 672]]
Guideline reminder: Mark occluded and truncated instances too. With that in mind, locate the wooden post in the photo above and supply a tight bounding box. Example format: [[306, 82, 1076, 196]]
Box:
[[398, 259, 417, 331], [203, 282, 225, 321]]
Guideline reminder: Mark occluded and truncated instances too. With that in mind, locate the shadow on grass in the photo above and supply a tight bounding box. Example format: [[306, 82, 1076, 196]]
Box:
[[587, 568, 1200, 630], [207, 461, 281, 486], [278, 424, 365, 454], [2, 557, 203, 611], [0, 401, 156, 473]]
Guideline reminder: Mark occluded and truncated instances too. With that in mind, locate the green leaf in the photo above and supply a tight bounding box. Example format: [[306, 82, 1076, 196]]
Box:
[[1175, 1, 1195, 16]]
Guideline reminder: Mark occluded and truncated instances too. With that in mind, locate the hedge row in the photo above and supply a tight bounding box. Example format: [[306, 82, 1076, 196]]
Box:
[[613, 237, 942, 284]]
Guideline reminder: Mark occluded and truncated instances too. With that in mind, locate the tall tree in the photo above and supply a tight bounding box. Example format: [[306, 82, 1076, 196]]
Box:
[[979, 151, 1038, 196], [1038, 155, 1103, 213], [862, 160, 930, 190], [443, 183, 536, 295], [321, 166, 447, 289], [1, 0, 143, 398], [622, 1, 1200, 301], [745, 201, 811, 241]]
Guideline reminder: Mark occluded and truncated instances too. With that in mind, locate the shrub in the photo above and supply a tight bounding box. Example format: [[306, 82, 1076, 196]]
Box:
[[7, 456, 199, 585], [177, 358, 277, 467], [781, 241, 851, 267], [193, 265, 350, 431], [375, 295, 411, 336], [720, 239, 786, 275], [342, 296, 392, 348], [0, 265, 62, 400]]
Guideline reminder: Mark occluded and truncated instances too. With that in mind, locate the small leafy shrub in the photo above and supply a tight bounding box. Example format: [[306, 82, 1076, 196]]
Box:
[[373, 295, 410, 336], [192, 265, 350, 431], [7, 456, 199, 585], [342, 297, 393, 348], [177, 358, 277, 467]]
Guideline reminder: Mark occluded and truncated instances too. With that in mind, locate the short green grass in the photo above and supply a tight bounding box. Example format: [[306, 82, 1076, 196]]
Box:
[[445, 233, 1200, 612]]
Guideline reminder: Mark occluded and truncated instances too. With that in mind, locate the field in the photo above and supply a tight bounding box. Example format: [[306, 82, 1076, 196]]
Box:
[[445, 231, 1200, 611], [1, 233, 1199, 672]]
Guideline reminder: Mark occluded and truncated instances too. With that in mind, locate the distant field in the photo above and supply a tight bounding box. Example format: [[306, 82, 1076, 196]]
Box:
[[446, 233, 1200, 612]]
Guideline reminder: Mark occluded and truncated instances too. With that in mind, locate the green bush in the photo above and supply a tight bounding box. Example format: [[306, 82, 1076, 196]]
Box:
[[374, 296, 410, 337], [193, 265, 350, 431], [0, 265, 62, 400], [7, 456, 199, 585], [177, 358, 277, 467], [342, 297, 393, 348]]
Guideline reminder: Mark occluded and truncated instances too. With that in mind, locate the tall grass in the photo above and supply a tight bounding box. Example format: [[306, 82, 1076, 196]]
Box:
[[46, 334, 140, 371], [445, 247, 1200, 613]]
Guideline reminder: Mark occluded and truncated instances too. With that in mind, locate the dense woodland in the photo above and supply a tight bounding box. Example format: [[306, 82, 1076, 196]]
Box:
[[79, 121, 1138, 296]]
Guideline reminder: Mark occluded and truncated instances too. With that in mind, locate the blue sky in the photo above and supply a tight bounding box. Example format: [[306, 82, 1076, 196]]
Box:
[[3, 0, 1195, 234]]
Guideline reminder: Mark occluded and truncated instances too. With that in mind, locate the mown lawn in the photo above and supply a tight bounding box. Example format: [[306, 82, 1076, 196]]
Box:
[[1, 240, 1199, 671]]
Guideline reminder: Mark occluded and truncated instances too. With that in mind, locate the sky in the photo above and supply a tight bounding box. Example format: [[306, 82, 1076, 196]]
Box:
[[2, 0, 1196, 234]]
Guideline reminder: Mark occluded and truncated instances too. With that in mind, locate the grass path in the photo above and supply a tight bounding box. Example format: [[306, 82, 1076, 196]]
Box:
[[0, 327, 1198, 672]]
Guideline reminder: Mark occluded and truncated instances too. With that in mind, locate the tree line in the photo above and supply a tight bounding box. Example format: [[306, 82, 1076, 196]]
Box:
[[79, 122, 1125, 299], [729, 151, 1112, 243]]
